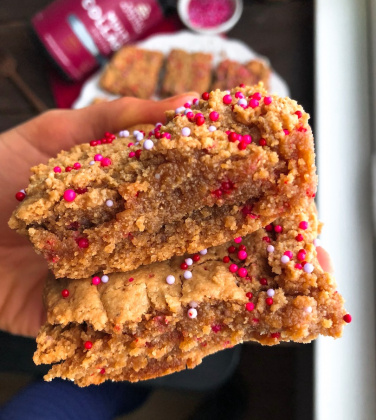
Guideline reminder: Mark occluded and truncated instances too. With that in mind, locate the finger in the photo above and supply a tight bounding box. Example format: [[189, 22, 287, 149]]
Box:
[[316, 246, 334, 273], [72, 92, 200, 140]]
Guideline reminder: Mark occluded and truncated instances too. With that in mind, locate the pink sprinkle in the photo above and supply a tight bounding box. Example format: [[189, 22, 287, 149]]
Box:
[[295, 234, 304, 242], [129, 151, 135, 158], [235, 91, 244, 99], [245, 302, 255, 312], [223, 94, 232, 105], [299, 221, 308, 230], [92, 276, 100, 285], [297, 250, 307, 261], [63, 189, 76, 202], [274, 225, 283, 233], [284, 250, 293, 259], [238, 250, 247, 260], [295, 263, 303, 270], [162, 132, 171, 139], [209, 111, 219, 121], [94, 154, 103, 161], [53, 166, 61, 173], [73, 162, 81, 170], [264, 96, 272, 105], [128, 143, 134, 147], [234, 237, 242, 243], [252, 92, 262, 101], [249, 98, 259, 108], [186, 111, 194, 119], [242, 134, 252, 144], [238, 267, 248, 278], [101, 157, 112, 167], [129, 277, 134, 282], [283, 129, 290, 135], [184, 102, 191, 108], [229, 264, 238, 273]]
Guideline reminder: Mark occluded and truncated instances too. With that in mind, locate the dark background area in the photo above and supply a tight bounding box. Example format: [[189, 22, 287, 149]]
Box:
[[0, 1, 314, 419]]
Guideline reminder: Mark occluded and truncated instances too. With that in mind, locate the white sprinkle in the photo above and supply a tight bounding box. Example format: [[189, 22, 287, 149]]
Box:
[[101, 275, 109, 283], [199, 249, 208, 255], [155, 122, 162, 128], [237, 98, 247, 106], [189, 301, 198, 308], [193, 98, 199, 105], [175, 106, 185, 114], [313, 238, 321, 247], [119, 130, 129, 138], [184, 108, 191, 115], [105, 200, 113, 207], [267, 245, 275, 253], [281, 255, 290, 264], [155, 173, 161, 180], [304, 306, 313, 313], [133, 130, 140, 136], [225, 90, 231, 94], [208, 125, 217, 132], [89, 161, 95, 165], [185, 258, 193, 266], [184, 271, 192, 279], [304, 263, 314, 273], [136, 132, 144, 141], [187, 308, 197, 318], [166, 275, 175, 285], [181, 127, 191, 137], [143, 139, 154, 150], [267, 289, 275, 297], [20, 189, 26, 194]]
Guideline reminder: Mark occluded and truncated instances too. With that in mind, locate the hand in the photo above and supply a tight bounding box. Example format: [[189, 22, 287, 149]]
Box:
[[0, 93, 198, 337]]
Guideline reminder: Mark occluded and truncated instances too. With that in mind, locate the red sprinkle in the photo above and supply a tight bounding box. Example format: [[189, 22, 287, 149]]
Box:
[[295, 110, 302, 118], [297, 249, 307, 261], [343, 314, 352, 323], [180, 262, 188, 270], [228, 245, 236, 253], [223, 256, 230, 263], [260, 278, 268, 286], [186, 111, 194, 120], [65, 166, 72, 172], [249, 98, 259, 108], [135, 150, 142, 159], [294, 263, 303, 270], [90, 141, 98, 146], [209, 111, 219, 121], [15, 191, 26, 201], [265, 224, 273, 232], [193, 254, 200, 262], [61, 289, 69, 298], [84, 341, 93, 350], [128, 277, 134, 282], [271, 332, 281, 339], [223, 94, 232, 104], [252, 92, 262, 101], [195, 115, 205, 126], [212, 189, 223, 198], [262, 236, 271, 243], [77, 238, 89, 249], [299, 221, 308, 230], [229, 264, 238, 273], [228, 132, 238, 142], [202, 92, 210, 100], [245, 302, 255, 311], [252, 318, 259, 323], [259, 138, 266, 146], [212, 325, 222, 333], [246, 292, 253, 299], [101, 157, 112, 167], [284, 250, 293, 259], [266, 297, 273, 306], [238, 140, 247, 150], [295, 234, 304, 242]]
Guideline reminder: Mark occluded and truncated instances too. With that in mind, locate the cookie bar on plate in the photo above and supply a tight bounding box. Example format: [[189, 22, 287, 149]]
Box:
[[9, 84, 317, 279], [34, 202, 350, 387]]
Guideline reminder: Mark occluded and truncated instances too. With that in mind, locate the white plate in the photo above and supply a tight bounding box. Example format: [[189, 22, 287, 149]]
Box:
[[73, 30, 289, 109]]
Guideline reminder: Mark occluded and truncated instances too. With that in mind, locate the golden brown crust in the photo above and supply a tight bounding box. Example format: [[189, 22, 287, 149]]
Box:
[[34, 203, 347, 386], [9, 84, 317, 279]]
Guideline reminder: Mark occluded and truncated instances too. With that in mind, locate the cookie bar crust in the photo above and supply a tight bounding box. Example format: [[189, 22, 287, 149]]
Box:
[[9, 84, 317, 278], [34, 203, 348, 386]]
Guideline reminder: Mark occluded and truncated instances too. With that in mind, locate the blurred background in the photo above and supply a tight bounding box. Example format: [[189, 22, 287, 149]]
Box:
[[0, 0, 374, 419]]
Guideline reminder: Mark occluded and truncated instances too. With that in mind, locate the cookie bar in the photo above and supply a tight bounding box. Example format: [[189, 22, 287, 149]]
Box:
[[100, 47, 163, 99], [9, 84, 317, 279], [162, 49, 213, 96], [213, 59, 270, 91], [33, 203, 350, 387]]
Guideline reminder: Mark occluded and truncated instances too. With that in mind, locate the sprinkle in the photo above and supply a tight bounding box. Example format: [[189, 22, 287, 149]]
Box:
[[264, 96, 272, 105], [162, 132, 171, 139], [128, 277, 134, 282], [283, 129, 290, 135], [166, 275, 175, 285], [304, 306, 312, 313], [73, 162, 81, 170], [192, 98, 199, 104], [184, 271, 192, 279], [259, 138, 267, 146], [193, 254, 200, 262], [133, 130, 139, 136], [61, 289, 69, 298], [195, 115, 205, 126], [208, 125, 217, 132], [281, 255, 290, 264], [252, 92, 262, 101], [260, 278, 268, 285], [202, 92, 209, 100], [175, 106, 185, 114], [92, 276, 100, 285], [186, 111, 194, 119], [238, 250, 247, 260], [129, 151, 135, 158], [184, 108, 191, 115], [274, 225, 283, 233], [199, 249, 208, 255], [188, 308, 197, 318], [180, 262, 188, 270], [245, 302, 255, 311], [229, 264, 238, 273], [267, 289, 275, 297], [189, 301, 198, 308], [284, 250, 293, 259], [343, 314, 352, 323], [94, 154, 103, 161], [235, 91, 244, 98], [15, 191, 26, 201], [265, 224, 273, 232], [181, 127, 191, 137], [184, 102, 191, 108], [223, 94, 232, 104], [63, 189, 76, 202], [242, 134, 252, 144], [304, 263, 314, 273], [84, 341, 93, 350], [185, 258, 193, 266], [237, 98, 247, 106], [295, 110, 302, 118], [209, 111, 219, 121], [53, 166, 61, 173], [223, 256, 230, 263], [101, 157, 112, 167], [313, 238, 321, 247], [105, 200, 113, 207], [101, 275, 109, 283], [89, 161, 95, 165], [234, 237, 242, 244], [296, 234, 304, 242], [246, 292, 253, 299], [249, 98, 259, 108], [271, 332, 280, 339], [295, 263, 303, 270], [65, 166, 72, 172], [155, 122, 162, 128], [266, 297, 273, 306], [297, 249, 306, 261], [228, 245, 236, 253], [267, 245, 275, 253], [119, 130, 129, 137], [238, 267, 248, 278], [77, 238, 89, 249], [143, 139, 154, 150], [299, 221, 308, 230], [136, 132, 144, 141]]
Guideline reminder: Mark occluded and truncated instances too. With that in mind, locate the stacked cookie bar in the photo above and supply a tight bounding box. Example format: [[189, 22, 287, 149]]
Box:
[[9, 84, 350, 386]]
